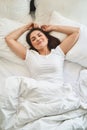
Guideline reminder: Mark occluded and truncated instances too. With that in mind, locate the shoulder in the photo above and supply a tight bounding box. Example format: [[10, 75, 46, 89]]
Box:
[[54, 45, 65, 58], [25, 49, 38, 60]]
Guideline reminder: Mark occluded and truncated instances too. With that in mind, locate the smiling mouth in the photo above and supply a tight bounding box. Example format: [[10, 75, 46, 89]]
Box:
[[37, 41, 42, 45]]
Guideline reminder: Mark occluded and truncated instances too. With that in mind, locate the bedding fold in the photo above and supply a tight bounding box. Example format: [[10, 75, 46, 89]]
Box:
[[0, 70, 87, 129]]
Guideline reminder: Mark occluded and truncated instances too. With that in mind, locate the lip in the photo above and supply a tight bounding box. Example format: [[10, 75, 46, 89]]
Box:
[[37, 41, 42, 45]]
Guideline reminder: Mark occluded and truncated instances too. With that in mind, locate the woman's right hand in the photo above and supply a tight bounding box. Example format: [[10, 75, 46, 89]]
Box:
[[25, 23, 34, 30], [26, 23, 41, 30]]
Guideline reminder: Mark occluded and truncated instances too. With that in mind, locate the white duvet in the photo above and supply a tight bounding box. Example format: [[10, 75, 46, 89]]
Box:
[[0, 69, 87, 130], [0, 0, 87, 129]]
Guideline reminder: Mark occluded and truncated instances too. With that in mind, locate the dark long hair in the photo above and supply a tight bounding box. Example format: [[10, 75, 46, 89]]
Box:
[[26, 28, 60, 51]]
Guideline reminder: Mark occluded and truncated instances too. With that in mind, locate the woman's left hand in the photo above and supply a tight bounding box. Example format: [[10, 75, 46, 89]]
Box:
[[41, 25, 55, 32]]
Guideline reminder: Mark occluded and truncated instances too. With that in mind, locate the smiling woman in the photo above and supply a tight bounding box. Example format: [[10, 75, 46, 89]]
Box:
[[5, 22, 79, 60], [5, 22, 79, 85]]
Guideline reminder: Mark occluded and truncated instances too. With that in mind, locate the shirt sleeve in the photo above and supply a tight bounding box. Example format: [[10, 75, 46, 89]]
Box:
[[24, 49, 29, 62], [55, 45, 65, 58]]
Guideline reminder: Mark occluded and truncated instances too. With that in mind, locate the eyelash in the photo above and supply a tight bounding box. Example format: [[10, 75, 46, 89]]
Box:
[[38, 34, 42, 37], [32, 38, 35, 41]]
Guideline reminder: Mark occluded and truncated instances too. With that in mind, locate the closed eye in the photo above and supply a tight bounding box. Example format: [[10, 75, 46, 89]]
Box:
[[31, 37, 36, 41], [38, 33, 42, 37], [31, 32, 43, 41]]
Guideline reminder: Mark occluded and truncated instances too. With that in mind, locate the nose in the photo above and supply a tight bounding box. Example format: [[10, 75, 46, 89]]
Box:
[[36, 37, 40, 42]]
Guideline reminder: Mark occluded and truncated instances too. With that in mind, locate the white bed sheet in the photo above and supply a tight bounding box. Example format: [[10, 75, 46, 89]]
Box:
[[64, 60, 83, 84], [0, 62, 87, 130], [0, 58, 30, 95], [0, 0, 87, 128]]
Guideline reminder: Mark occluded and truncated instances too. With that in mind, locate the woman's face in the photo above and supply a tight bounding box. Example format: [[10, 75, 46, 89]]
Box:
[[30, 30, 48, 50]]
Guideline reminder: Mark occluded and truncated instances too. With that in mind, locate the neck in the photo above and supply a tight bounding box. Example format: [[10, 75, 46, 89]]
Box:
[[39, 47, 50, 55]]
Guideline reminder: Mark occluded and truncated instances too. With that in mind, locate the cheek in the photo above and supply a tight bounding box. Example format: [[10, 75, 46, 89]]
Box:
[[44, 38, 48, 44], [31, 41, 38, 49], [31, 40, 36, 46]]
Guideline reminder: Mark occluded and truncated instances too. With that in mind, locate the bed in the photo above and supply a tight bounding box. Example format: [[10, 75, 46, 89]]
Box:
[[0, 0, 87, 130]]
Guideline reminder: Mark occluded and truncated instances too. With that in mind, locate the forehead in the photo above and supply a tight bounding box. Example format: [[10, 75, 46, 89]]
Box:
[[30, 30, 44, 38]]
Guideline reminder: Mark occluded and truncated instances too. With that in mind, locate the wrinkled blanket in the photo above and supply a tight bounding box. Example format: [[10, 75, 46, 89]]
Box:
[[0, 70, 87, 130]]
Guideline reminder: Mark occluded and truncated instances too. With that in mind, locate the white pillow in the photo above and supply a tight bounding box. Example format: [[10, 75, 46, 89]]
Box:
[[0, 0, 32, 23], [35, 0, 56, 24], [35, 0, 87, 26], [50, 11, 87, 68], [0, 17, 31, 64]]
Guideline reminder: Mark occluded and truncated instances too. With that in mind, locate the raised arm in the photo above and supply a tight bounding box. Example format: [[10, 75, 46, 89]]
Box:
[[41, 25, 80, 54], [5, 23, 33, 60]]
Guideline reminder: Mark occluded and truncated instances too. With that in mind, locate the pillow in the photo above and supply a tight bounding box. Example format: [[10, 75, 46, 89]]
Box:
[[35, 0, 56, 24], [0, 17, 31, 64], [35, 0, 87, 26], [0, 0, 32, 23], [49, 11, 87, 67]]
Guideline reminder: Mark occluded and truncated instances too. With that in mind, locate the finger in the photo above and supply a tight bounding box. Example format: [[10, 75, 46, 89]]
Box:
[[41, 25, 49, 30], [41, 26, 46, 30], [33, 23, 40, 28], [28, 23, 34, 29], [41, 25, 47, 28]]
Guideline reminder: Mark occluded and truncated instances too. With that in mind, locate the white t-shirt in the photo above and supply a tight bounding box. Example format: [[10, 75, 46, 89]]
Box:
[[25, 46, 65, 83]]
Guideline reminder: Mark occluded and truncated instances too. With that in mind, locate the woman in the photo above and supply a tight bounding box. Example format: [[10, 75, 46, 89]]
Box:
[[5, 23, 80, 83]]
